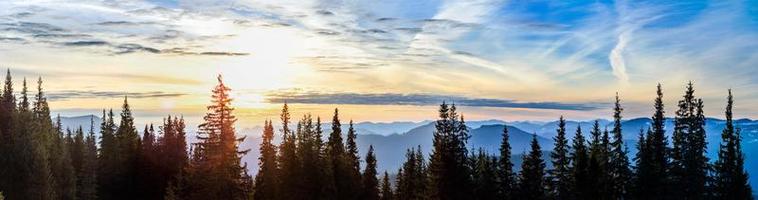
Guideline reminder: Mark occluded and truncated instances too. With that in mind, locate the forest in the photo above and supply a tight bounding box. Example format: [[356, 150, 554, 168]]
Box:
[[0, 70, 752, 200]]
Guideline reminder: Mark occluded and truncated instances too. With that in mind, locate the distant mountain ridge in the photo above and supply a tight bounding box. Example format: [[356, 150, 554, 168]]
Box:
[[57, 115, 758, 192]]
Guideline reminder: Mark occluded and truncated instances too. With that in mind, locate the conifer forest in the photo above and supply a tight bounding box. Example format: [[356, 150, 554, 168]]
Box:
[[0, 70, 752, 200]]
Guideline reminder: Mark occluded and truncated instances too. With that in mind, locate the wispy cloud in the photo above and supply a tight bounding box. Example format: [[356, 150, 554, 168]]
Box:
[[265, 90, 601, 111], [47, 90, 186, 101]]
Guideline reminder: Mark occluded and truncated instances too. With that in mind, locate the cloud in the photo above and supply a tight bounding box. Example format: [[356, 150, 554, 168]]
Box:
[[63, 40, 109, 46], [264, 90, 600, 111], [47, 90, 186, 101]]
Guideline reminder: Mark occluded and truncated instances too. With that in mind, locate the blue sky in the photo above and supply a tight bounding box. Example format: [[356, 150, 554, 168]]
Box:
[[0, 0, 757, 126]]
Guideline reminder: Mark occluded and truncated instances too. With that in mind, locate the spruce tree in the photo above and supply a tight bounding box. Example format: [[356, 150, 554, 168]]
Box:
[[671, 82, 709, 199], [362, 145, 380, 200], [518, 134, 547, 200], [428, 103, 472, 200], [380, 171, 393, 200], [587, 120, 609, 199], [346, 120, 363, 199], [4, 75, 53, 199], [52, 116, 77, 200], [472, 149, 498, 200], [80, 116, 98, 200], [550, 116, 571, 199], [396, 146, 428, 200], [326, 108, 354, 200], [254, 120, 278, 200], [278, 104, 301, 200], [608, 94, 631, 199], [570, 126, 590, 200], [97, 109, 118, 200], [713, 89, 753, 199], [498, 124, 515, 200], [187, 75, 249, 200], [639, 83, 670, 199]]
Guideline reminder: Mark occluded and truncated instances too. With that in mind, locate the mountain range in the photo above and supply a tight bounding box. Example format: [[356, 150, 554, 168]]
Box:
[[58, 115, 758, 192]]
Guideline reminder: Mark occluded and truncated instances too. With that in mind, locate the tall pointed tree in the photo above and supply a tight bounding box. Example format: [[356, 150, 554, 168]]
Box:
[[326, 108, 352, 199], [518, 134, 547, 200], [80, 116, 98, 200], [380, 171, 393, 200], [713, 89, 753, 199], [608, 94, 631, 199], [254, 120, 278, 200], [498, 124, 515, 200], [362, 145, 380, 200], [472, 149, 499, 200], [550, 116, 572, 199], [428, 103, 472, 200], [671, 82, 709, 199], [187, 75, 250, 200], [346, 120, 363, 199], [571, 126, 590, 200]]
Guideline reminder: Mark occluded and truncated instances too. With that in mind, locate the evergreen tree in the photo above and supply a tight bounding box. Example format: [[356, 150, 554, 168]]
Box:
[[380, 171, 393, 200], [346, 120, 363, 199], [52, 116, 77, 200], [325, 108, 358, 200], [428, 103, 472, 200], [362, 145, 380, 200], [396, 146, 428, 200], [71, 126, 87, 199], [278, 104, 300, 200], [3, 75, 53, 199], [587, 120, 609, 199], [671, 82, 709, 200], [570, 126, 590, 200], [518, 134, 547, 200], [80, 116, 98, 200], [635, 83, 670, 200], [550, 116, 572, 199], [608, 94, 631, 199], [498, 124, 515, 200], [713, 89, 753, 199], [633, 128, 653, 199], [472, 149, 498, 200], [254, 120, 278, 200], [186, 75, 250, 200], [98, 109, 118, 200]]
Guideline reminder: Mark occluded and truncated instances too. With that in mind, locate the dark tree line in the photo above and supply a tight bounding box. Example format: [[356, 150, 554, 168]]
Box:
[[0, 69, 753, 200]]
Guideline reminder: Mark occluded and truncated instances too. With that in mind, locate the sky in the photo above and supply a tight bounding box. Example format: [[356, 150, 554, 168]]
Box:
[[0, 0, 757, 128]]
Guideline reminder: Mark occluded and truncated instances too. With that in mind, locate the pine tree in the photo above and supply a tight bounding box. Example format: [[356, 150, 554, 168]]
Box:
[[636, 83, 670, 200], [633, 127, 652, 199], [587, 120, 609, 199], [498, 124, 515, 200], [550, 116, 572, 199], [570, 126, 590, 200], [346, 120, 363, 199], [3, 75, 53, 199], [380, 171, 393, 200], [396, 146, 428, 200], [254, 120, 278, 200], [80, 116, 98, 200], [98, 109, 118, 200], [428, 103, 472, 200], [713, 89, 753, 199], [671, 82, 709, 199], [52, 116, 77, 200], [326, 108, 353, 200], [278, 104, 300, 200], [472, 149, 498, 200], [362, 145, 380, 200], [608, 94, 631, 199], [71, 126, 88, 200], [518, 134, 547, 200], [187, 75, 250, 200]]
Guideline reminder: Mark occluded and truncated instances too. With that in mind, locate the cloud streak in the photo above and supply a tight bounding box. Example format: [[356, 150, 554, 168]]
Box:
[[265, 91, 600, 111], [47, 90, 186, 101]]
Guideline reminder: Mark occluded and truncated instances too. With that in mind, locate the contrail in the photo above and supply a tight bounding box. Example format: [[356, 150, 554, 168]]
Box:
[[609, 30, 631, 84]]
